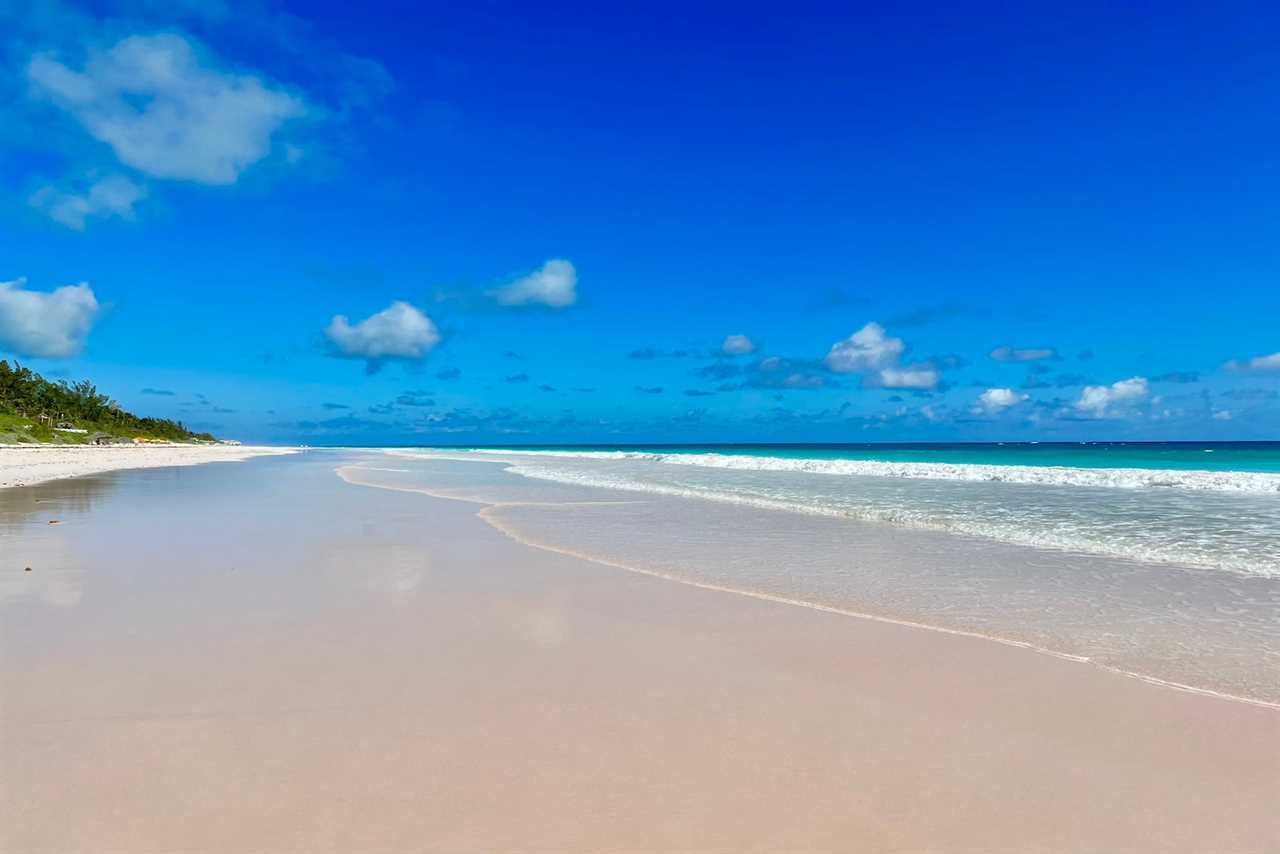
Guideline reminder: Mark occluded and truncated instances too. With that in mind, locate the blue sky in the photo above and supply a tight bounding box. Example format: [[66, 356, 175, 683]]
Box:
[[2, 0, 1278, 444]]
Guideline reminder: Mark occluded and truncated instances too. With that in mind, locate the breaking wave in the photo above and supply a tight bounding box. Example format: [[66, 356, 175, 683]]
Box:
[[463, 449, 1280, 495]]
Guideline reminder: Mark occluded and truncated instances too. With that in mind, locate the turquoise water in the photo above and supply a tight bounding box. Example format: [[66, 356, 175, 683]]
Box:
[[438, 442, 1280, 474]]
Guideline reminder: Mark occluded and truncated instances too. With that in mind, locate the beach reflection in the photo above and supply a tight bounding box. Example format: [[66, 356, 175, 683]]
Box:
[[0, 470, 121, 528], [0, 474, 121, 607]]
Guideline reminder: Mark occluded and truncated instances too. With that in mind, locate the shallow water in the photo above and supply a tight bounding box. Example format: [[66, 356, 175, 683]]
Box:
[[368, 451, 1280, 705], [414, 447, 1280, 577]]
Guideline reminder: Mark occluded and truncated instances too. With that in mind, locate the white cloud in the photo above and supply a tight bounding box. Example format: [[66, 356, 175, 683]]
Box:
[[825, 322, 940, 390], [27, 34, 305, 185], [1076, 376, 1149, 417], [1213, 410, 1233, 421], [825, 322, 904, 373], [325, 301, 440, 372], [721, 334, 755, 355], [878, 365, 940, 390], [29, 175, 146, 229], [975, 387, 1028, 414], [0, 278, 101, 358], [990, 345, 1057, 362], [490, 259, 578, 308], [1225, 351, 1280, 373]]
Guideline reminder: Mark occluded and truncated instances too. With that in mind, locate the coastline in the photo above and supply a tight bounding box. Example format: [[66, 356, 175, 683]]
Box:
[[0, 443, 299, 489], [3, 450, 1275, 852], [341, 462, 1280, 709], [359, 451, 1280, 705]]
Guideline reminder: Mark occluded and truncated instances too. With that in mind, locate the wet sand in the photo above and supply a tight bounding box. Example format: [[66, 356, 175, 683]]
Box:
[[2, 451, 1276, 853]]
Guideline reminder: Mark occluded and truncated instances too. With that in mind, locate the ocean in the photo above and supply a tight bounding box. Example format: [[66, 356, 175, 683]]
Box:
[[376, 443, 1280, 703]]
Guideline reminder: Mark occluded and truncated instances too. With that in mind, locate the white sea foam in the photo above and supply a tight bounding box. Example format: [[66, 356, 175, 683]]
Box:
[[499, 463, 1278, 577], [461, 449, 1280, 495], [391, 448, 1280, 577]]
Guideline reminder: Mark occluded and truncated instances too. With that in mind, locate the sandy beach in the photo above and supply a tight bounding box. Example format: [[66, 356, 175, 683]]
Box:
[[0, 444, 298, 490], [2, 450, 1276, 853]]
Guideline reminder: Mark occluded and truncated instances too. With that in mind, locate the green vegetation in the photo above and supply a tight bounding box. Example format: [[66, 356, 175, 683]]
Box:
[[0, 360, 216, 445]]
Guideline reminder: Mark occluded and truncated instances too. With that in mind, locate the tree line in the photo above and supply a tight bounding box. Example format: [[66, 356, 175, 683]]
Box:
[[0, 360, 214, 442]]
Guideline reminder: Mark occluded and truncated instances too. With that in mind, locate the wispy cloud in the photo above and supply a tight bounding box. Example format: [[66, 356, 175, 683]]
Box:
[[1225, 351, 1280, 373], [706, 356, 831, 391], [27, 34, 306, 185], [721, 334, 755, 355], [990, 345, 1058, 363], [30, 174, 146, 229], [877, 365, 940, 390], [395, 391, 435, 406], [490, 259, 578, 308]]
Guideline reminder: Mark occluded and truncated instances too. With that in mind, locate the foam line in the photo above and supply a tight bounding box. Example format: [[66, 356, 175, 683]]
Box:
[[337, 462, 1280, 712], [453, 448, 1280, 495]]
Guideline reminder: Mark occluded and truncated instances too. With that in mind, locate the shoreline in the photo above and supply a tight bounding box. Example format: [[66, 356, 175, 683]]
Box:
[[338, 462, 1280, 711], [388, 449, 1280, 579], [0, 443, 300, 490]]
